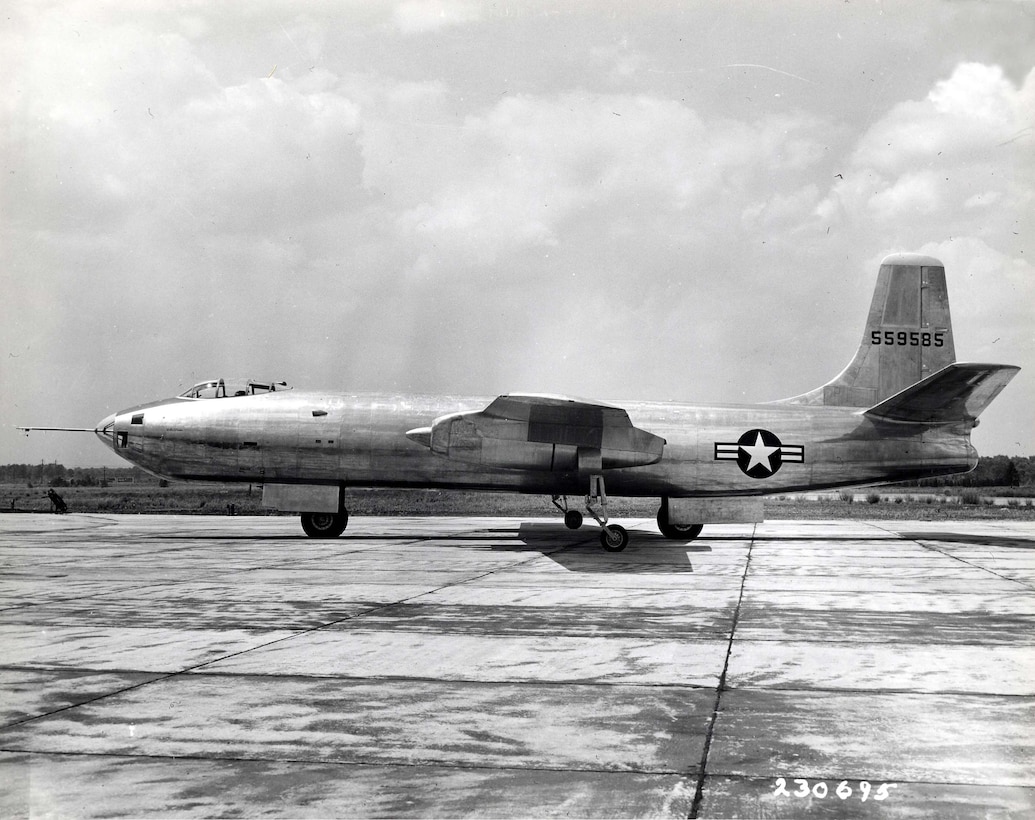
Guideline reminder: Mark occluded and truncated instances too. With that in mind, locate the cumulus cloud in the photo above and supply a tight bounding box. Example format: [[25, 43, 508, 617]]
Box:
[[373, 94, 830, 274], [3, 16, 365, 240], [816, 63, 1034, 245]]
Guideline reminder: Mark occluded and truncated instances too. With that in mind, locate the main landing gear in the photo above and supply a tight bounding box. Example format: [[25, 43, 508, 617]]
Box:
[[553, 477, 629, 552], [554, 493, 704, 549], [656, 497, 703, 541], [300, 509, 349, 538]]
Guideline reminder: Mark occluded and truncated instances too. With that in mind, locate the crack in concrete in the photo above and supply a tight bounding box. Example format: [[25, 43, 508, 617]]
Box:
[[690, 524, 755, 819]]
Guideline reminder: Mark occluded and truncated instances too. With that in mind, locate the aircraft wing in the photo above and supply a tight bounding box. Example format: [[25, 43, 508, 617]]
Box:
[[406, 393, 666, 471], [863, 363, 1020, 424]]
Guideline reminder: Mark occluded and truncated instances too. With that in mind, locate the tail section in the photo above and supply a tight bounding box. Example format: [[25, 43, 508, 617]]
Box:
[[864, 362, 1020, 424], [784, 253, 957, 407]]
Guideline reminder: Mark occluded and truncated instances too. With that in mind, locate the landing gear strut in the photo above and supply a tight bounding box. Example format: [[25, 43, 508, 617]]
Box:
[[301, 509, 349, 538], [585, 475, 628, 552]]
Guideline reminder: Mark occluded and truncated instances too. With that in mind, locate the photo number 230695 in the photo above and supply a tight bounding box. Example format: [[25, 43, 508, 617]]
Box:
[[870, 330, 946, 347]]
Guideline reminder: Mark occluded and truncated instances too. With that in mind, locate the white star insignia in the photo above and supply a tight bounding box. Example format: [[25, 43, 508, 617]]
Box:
[[740, 432, 779, 473]]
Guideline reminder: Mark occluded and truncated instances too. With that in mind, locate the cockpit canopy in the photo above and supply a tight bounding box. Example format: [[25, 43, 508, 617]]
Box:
[[179, 378, 291, 399]]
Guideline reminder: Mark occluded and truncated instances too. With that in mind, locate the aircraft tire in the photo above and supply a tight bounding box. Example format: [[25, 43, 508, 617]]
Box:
[[301, 511, 349, 538], [656, 507, 704, 541], [564, 510, 584, 529], [600, 524, 629, 552]]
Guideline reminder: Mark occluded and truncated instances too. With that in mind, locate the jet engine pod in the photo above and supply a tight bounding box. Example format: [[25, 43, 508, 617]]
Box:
[[417, 394, 665, 472]]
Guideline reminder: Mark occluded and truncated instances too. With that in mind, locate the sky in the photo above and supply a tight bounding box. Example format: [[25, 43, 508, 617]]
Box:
[[1, 0, 1033, 468]]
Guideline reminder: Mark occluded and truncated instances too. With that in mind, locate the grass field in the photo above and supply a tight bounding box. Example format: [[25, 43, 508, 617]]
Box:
[[5, 482, 1034, 522]]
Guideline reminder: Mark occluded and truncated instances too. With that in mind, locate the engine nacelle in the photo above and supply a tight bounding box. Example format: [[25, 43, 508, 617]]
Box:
[[408, 394, 665, 472]]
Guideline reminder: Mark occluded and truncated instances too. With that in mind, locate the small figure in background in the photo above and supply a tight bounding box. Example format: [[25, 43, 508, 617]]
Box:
[[47, 488, 67, 514]]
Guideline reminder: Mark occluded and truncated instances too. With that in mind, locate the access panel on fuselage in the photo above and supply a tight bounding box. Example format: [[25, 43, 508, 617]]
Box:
[[254, 405, 346, 482]]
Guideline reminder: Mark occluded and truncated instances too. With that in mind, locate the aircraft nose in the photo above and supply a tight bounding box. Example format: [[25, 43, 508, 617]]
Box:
[[95, 413, 116, 446]]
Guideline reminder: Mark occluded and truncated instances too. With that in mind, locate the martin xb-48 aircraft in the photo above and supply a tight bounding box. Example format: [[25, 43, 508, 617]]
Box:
[[26, 254, 1019, 551]]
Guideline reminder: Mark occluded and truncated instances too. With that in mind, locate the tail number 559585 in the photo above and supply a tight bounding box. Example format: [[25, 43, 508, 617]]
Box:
[[871, 330, 945, 347]]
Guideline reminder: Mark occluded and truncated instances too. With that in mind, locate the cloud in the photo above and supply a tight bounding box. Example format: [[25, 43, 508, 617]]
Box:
[[169, 76, 364, 233], [816, 63, 1034, 245], [915, 237, 1035, 349], [866, 171, 941, 220], [853, 63, 1021, 171], [392, 0, 481, 34], [373, 93, 830, 274], [340, 90, 846, 401], [3, 15, 365, 239]]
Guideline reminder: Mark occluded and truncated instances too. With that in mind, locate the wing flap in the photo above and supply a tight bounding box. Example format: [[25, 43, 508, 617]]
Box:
[[863, 363, 1020, 424]]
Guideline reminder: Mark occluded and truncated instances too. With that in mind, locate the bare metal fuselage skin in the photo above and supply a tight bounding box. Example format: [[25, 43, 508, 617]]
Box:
[[99, 391, 975, 497]]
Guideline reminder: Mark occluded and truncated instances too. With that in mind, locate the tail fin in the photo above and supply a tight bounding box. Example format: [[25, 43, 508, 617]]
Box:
[[783, 253, 957, 407], [864, 362, 1020, 424]]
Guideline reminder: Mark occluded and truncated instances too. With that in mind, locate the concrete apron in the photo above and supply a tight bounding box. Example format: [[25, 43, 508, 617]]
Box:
[[0, 513, 1032, 818]]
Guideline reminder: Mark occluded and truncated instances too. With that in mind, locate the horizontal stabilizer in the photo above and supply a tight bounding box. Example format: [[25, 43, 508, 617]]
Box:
[[863, 363, 1020, 424]]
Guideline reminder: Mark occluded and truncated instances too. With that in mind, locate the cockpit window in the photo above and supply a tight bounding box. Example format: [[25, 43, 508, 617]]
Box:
[[180, 380, 224, 399], [245, 381, 288, 395], [179, 379, 291, 399]]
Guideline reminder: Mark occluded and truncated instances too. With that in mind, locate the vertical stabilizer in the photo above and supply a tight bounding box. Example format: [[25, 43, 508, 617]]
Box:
[[782, 253, 956, 407]]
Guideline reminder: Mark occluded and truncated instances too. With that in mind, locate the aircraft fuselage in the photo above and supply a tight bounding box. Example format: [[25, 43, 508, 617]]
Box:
[[99, 390, 975, 497]]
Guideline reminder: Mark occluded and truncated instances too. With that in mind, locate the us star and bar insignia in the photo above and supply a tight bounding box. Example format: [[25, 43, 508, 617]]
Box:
[[715, 428, 805, 478]]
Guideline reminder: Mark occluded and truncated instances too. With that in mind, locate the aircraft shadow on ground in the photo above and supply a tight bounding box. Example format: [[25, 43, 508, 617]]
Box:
[[897, 531, 1035, 550], [488, 522, 707, 573]]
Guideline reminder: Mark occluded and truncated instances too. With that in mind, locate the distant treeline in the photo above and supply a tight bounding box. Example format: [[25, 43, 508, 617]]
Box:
[[0, 464, 156, 487], [3, 455, 1034, 488]]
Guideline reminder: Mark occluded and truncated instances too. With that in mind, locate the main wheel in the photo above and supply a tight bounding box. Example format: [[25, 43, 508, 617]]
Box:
[[564, 509, 584, 530], [656, 506, 703, 541], [301, 511, 349, 538], [600, 524, 629, 552]]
